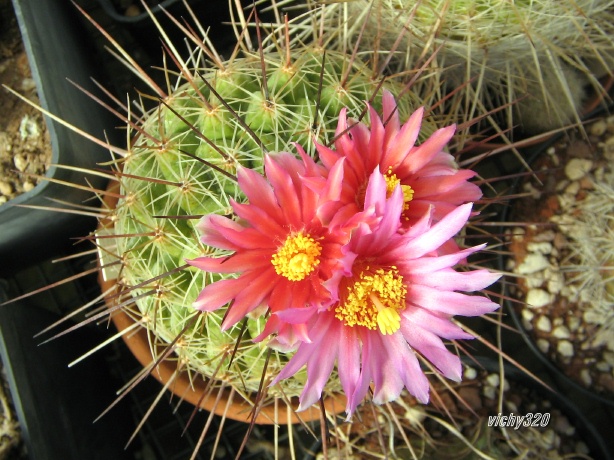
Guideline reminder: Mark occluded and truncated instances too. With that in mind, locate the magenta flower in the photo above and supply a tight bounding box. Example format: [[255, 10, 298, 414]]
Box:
[[312, 90, 482, 227], [186, 151, 363, 348], [272, 169, 500, 417]]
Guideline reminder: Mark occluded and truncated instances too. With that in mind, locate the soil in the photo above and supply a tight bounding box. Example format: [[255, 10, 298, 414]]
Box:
[[507, 119, 614, 399], [0, 1, 40, 457], [0, 0, 52, 206], [325, 365, 592, 459]]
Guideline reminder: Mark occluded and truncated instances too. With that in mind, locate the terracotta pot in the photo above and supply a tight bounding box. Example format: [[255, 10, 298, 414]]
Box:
[[97, 181, 346, 425]]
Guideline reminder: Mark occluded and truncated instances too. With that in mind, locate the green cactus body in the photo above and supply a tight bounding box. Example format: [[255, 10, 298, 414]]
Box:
[[111, 44, 429, 397], [292, 0, 614, 133]]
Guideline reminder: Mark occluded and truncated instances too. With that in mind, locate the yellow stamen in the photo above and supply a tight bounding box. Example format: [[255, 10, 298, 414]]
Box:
[[402, 184, 414, 206], [384, 171, 401, 197], [386, 168, 414, 212], [356, 169, 415, 214], [369, 293, 402, 335], [335, 267, 406, 335], [271, 231, 322, 281]]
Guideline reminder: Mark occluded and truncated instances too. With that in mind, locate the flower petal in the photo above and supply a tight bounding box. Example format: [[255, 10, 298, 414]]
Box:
[[401, 319, 463, 381], [397, 124, 456, 176], [407, 283, 500, 316], [187, 249, 272, 273], [221, 269, 278, 328], [401, 203, 473, 259], [410, 268, 502, 292], [192, 277, 241, 311], [402, 308, 474, 340], [382, 106, 423, 168]]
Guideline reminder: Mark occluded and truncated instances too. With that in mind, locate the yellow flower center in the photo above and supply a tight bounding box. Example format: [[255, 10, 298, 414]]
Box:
[[271, 231, 322, 281], [385, 169, 414, 212], [355, 169, 414, 214], [384, 171, 400, 196], [335, 267, 406, 335]]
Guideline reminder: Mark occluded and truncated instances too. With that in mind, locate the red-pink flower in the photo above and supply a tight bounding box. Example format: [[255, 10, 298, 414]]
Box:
[[312, 90, 481, 227], [186, 151, 363, 349], [272, 168, 500, 417]]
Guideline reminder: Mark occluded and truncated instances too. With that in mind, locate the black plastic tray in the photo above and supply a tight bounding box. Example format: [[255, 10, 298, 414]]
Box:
[[0, 0, 119, 275]]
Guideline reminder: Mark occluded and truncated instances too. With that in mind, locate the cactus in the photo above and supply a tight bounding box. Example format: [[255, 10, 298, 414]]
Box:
[[551, 167, 614, 371], [102, 19, 434, 402], [282, 0, 614, 135], [3, 2, 507, 457]]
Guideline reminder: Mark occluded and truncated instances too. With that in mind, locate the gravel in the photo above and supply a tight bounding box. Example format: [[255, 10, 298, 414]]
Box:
[[0, 1, 52, 206]]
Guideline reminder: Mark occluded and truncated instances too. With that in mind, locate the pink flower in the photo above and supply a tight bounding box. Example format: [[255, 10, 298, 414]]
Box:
[[272, 168, 500, 417], [186, 151, 363, 349], [312, 91, 481, 227]]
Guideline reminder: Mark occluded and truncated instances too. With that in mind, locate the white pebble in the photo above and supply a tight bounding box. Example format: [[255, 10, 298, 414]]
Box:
[[576, 442, 590, 455], [505, 400, 519, 413], [463, 367, 477, 380], [522, 181, 541, 199], [533, 230, 555, 242], [526, 274, 545, 289], [20, 77, 36, 92], [590, 119, 607, 136], [536, 316, 552, 332], [554, 415, 575, 436], [583, 310, 601, 324], [23, 181, 35, 192], [557, 340, 574, 357], [522, 309, 534, 331], [526, 289, 552, 308], [555, 179, 570, 192], [0, 181, 13, 196], [564, 181, 580, 196], [0, 196, 7, 205], [517, 253, 550, 274], [486, 373, 500, 388], [522, 309, 535, 322], [404, 406, 427, 425], [14, 154, 27, 172], [604, 351, 614, 367], [511, 227, 525, 242], [596, 362, 610, 372], [580, 369, 592, 386], [564, 158, 593, 181], [537, 338, 550, 353], [541, 429, 557, 449], [483, 386, 496, 400], [567, 316, 581, 332], [552, 325, 571, 339], [557, 192, 575, 209], [527, 241, 553, 254], [546, 271, 565, 294], [19, 114, 40, 139]]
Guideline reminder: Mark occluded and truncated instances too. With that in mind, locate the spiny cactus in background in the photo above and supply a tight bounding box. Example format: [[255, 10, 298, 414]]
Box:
[[279, 0, 614, 135], [551, 167, 614, 359], [105, 20, 433, 402]]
